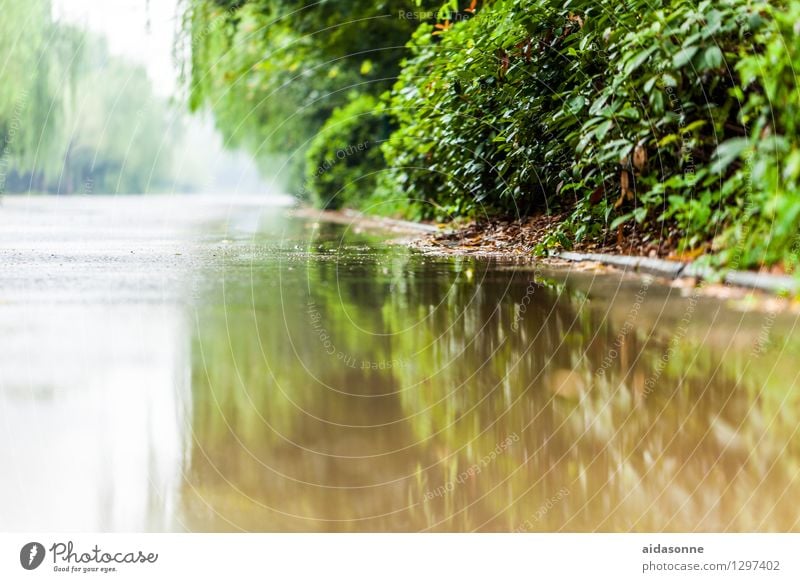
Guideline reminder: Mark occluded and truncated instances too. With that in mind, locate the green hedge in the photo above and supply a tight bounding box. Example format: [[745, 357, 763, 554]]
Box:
[[186, 0, 800, 270], [378, 0, 800, 269], [304, 94, 390, 209]]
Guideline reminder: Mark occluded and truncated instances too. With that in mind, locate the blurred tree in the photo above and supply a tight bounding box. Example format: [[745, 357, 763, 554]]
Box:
[[0, 2, 186, 194], [179, 0, 436, 193]]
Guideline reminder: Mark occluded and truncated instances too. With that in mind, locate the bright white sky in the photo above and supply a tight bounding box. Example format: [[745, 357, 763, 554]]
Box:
[[53, 0, 180, 96]]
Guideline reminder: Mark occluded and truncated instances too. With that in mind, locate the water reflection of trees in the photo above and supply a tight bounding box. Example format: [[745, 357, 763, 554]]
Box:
[[183, 227, 800, 531]]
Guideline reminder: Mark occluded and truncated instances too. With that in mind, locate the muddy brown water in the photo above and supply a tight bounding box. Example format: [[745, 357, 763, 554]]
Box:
[[1, 195, 798, 532]]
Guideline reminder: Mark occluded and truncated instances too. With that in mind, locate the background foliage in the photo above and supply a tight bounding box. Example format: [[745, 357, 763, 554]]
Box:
[[303, 93, 390, 209], [180, 0, 433, 192], [0, 0, 190, 194]]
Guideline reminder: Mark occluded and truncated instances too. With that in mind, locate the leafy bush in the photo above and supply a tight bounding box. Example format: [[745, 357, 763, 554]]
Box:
[[304, 93, 389, 209], [722, 0, 800, 268], [186, 0, 800, 270], [382, 0, 612, 220], [382, 0, 800, 269]]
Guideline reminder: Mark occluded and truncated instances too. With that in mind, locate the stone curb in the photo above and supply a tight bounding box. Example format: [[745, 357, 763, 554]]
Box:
[[557, 251, 800, 295]]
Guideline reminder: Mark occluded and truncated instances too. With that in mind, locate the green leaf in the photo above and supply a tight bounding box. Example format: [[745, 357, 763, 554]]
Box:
[[782, 151, 800, 182], [658, 134, 681, 147], [661, 73, 678, 87], [610, 213, 633, 230], [643, 76, 659, 94], [681, 120, 707, 134], [556, 232, 573, 250], [589, 95, 609, 116], [701, 46, 723, 70], [624, 46, 658, 76], [567, 95, 586, 114], [617, 107, 640, 120], [594, 119, 614, 140], [710, 138, 751, 174], [672, 46, 699, 68]]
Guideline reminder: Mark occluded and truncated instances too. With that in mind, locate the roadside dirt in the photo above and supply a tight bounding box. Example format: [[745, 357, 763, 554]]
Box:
[[409, 214, 684, 260]]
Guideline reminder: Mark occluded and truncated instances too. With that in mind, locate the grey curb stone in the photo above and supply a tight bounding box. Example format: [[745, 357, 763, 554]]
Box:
[[724, 270, 798, 294], [557, 252, 682, 278], [556, 251, 800, 295]]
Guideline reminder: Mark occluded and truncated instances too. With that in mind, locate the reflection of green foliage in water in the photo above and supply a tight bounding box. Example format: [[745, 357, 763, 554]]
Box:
[[184, 221, 800, 531]]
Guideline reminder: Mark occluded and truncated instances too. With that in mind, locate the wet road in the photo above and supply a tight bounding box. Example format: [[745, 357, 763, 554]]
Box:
[[1, 195, 799, 532]]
